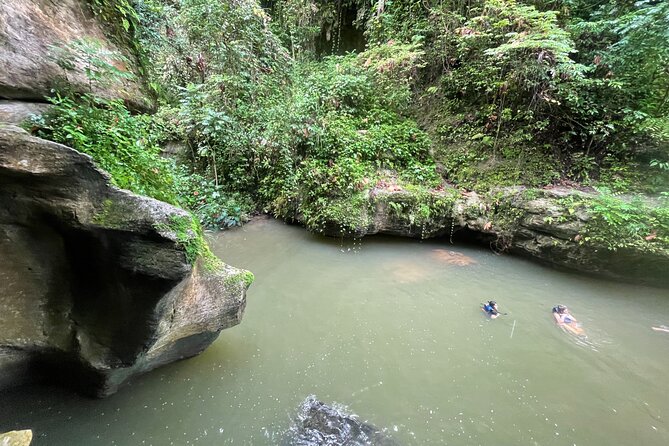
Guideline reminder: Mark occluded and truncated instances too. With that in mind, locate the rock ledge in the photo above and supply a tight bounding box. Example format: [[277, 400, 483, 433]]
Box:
[[0, 125, 250, 396]]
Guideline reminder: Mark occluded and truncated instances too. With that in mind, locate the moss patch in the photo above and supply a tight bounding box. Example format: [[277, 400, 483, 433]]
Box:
[[154, 214, 223, 271], [92, 198, 132, 229], [301, 192, 371, 235], [224, 270, 255, 288], [375, 184, 460, 238]]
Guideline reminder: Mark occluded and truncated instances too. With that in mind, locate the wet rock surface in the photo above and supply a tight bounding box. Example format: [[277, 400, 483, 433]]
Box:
[[0, 125, 250, 396], [286, 396, 400, 446]]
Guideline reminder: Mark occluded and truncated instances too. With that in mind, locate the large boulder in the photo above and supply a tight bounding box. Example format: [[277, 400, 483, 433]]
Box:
[[452, 187, 669, 286], [0, 0, 150, 109], [0, 124, 251, 396], [0, 430, 32, 446]]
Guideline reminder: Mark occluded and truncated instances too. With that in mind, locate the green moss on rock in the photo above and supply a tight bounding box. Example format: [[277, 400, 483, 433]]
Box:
[[154, 214, 223, 271], [92, 198, 131, 229], [224, 270, 255, 288]]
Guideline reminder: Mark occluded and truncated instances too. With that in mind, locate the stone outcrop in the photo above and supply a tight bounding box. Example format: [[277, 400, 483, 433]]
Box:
[[0, 100, 51, 126], [0, 0, 150, 109], [286, 396, 400, 446], [0, 430, 33, 446], [457, 187, 669, 287], [309, 185, 669, 287], [0, 124, 251, 397]]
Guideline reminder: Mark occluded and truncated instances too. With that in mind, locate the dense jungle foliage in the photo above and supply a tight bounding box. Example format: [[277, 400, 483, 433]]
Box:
[[30, 0, 668, 251]]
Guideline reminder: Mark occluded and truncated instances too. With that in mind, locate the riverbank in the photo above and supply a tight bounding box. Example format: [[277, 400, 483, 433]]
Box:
[[286, 182, 669, 288]]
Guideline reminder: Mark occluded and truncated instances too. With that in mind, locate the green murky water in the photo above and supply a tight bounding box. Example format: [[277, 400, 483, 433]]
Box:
[[1, 218, 668, 445]]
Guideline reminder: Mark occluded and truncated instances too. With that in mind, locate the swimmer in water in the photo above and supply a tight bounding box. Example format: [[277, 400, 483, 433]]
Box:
[[552, 304, 584, 336], [482, 300, 500, 319]]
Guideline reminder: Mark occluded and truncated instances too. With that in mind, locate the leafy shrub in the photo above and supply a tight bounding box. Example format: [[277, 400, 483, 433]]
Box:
[[582, 188, 669, 253], [168, 29, 440, 229], [174, 171, 253, 229], [30, 90, 252, 231], [31, 94, 178, 204], [357, 0, 669, 191], [71, 0, 667, 236]]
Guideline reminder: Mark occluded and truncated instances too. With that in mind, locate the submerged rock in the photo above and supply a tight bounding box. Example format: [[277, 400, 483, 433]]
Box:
[[0, 125, 251, 396], [386, 261, 430, 284], [286, 396, 400, 446], [431, 249, 476, 266]]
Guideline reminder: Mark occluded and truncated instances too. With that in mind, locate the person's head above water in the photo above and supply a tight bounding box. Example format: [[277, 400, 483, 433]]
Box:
[[483, 300, 499, 316], [554, 304, 567, 314]]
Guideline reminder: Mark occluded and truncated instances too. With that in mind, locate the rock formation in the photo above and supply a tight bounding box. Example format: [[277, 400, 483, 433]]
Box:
[[0, 124, 251, 397], [0, 101, 51, 126], [0, 0, 150, 109], [309, 186, 669, 287], [285, 396, 400, 446], [0, 430, 33, 446]]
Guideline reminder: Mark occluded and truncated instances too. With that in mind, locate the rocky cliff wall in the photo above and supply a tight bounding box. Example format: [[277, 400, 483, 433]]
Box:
[[0, 124, 250, 396], [305, 185, 669, 288], [0, 0, 150, 109]]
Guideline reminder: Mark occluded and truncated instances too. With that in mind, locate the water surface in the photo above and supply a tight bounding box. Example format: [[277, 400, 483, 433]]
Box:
[[1, 218, 668, 445]]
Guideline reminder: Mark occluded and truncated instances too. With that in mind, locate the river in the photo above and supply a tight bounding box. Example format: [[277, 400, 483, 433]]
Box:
[[1, 217, 668, 445]]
